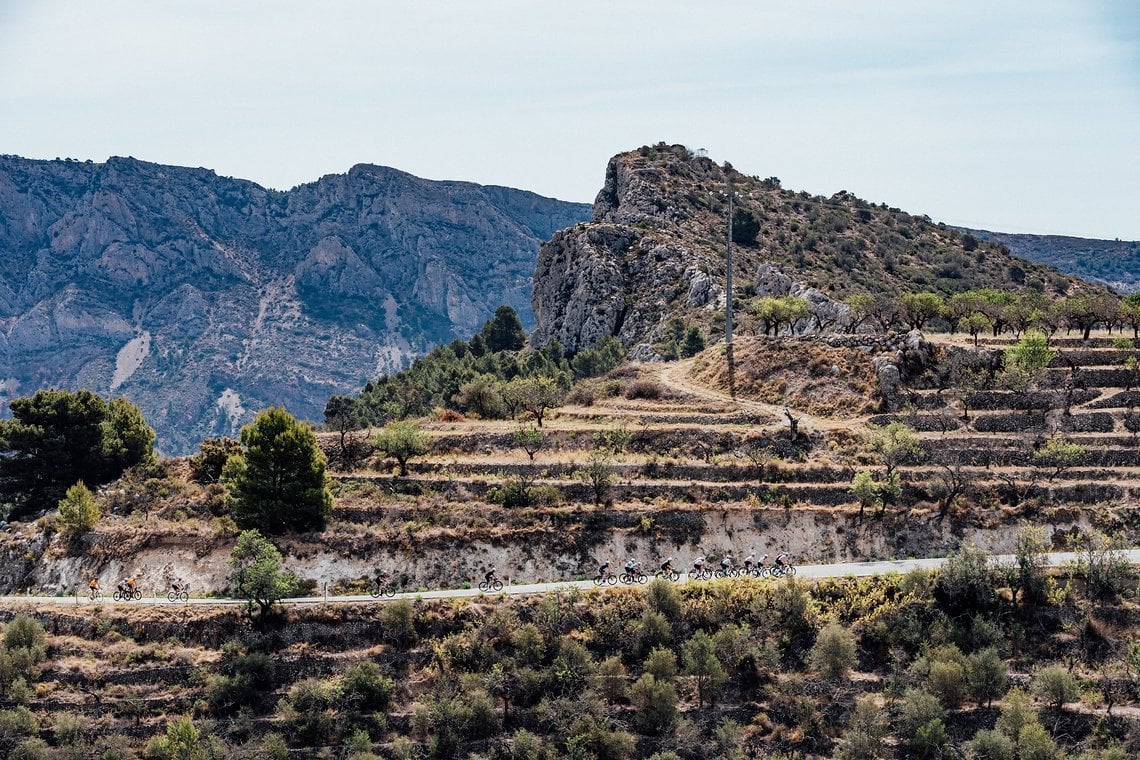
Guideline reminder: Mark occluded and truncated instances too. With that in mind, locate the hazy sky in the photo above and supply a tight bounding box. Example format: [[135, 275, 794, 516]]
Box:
[[1, 1, 1137, 239]]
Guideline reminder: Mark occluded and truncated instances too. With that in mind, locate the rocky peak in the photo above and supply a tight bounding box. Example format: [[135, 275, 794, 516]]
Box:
[[0, 155, 590, 453]]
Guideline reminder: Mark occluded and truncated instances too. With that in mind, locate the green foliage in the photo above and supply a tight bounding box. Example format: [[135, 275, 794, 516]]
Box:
[[571, 336, 625, 380], [1008, 523, 1050, 605], [0, 389, 155, 519], [513, 426, 545, 461], [481, 305, 527, 353], [144, 716, 213, 760], [227, 530, 299, 620], [752, 295, 810, 336], [628, 673, 679, 734], [222, 407, 332, 533], [207, 651, 276, 716], [582, 449, 615, 506], [1003, 331, 1055, 391], [808, 623, 857, 680], [644, 647, 679, 682], [11, 738, 48, 760], [372, 421, 432, 476], [937, 545, 997, 612], [731, 207, 760, 245], [1031, 665, 1079, 710], [58, 481, 99, 534], [681, 326, 706, 358], [1071, 531, 1133, 600], [189, 438, 243, 484], [380, 599, 417, 647], [1032, 436, 1086, 482], [966, 647, 1008, 707], [682, 630, 727, 708], [896, 688, 947, 759], [898, 292, 944, 330], [340, 662, 394, 712], [503, 376, 566, 427], [970, 729, 1015, 760]]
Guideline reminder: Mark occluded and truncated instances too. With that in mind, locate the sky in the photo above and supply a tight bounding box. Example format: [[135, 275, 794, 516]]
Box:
[[1, 1, 1138, 240]]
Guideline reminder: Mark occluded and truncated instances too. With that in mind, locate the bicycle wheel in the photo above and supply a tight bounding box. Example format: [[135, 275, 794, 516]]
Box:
[[636, 573, 647, 584], [785, 566, 797, 577], [478, 581, 489, 593], [668, 570, 680, 582], [180, 591, 189, 602], [132, 589, 142, 601], [687, 569, 702, 581], [370, 586, 381, 598], [112, 590, 123, 602], [618, 573, 630, 585], [383, 586, 396, 598], [167, 591, 177, 603], [492, 580, 503, 592]]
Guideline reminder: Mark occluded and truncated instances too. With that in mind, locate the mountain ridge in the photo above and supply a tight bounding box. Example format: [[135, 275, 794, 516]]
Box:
[[0, 154, 590, 453]]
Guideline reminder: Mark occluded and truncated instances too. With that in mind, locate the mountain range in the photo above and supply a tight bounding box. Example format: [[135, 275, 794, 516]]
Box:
[[0, 155, 589, 453]]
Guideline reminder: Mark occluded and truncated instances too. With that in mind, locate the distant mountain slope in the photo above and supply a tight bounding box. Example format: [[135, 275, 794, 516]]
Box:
[[967, 229, 1140, 293], [532, 143, 1103, 356], [0, 155, 589, 453]]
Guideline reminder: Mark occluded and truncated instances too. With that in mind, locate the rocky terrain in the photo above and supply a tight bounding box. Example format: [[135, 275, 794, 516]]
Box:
[[0, 155, 589, 453], [532, 143, 1105, 358]]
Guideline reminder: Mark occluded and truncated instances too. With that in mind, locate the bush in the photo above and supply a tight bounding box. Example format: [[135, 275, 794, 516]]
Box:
[[0, 706, 38, 739], [966, 648, 1008, 707], [10, 739, 48, 760], [340, 662, 393, 712], [58, 481, 99, 534], [4, 616, 46, 656], [381, 599, 417, 647], [969, 729, 1015, 760], [625, 379, 666, 400], [937, 545, 996, 612], [897, 689, 947, 759], [190, 438, 243, 484], [1031, 665, 1079, 710], [628, 673, 679, 734], [808, 623, 857, 680]]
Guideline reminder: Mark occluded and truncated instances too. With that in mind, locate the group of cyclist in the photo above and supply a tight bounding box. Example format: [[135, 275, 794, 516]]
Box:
[[86, 553, 794, 603], [87, 576, 188, 602], [596, 551, 794, 585]]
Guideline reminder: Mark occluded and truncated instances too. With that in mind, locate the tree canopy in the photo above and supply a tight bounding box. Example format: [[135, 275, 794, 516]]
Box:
[[0, 389, 156, 519], [222, 407, 332, 534]]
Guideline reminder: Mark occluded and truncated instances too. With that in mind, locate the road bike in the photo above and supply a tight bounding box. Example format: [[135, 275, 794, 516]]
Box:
[[370, 583, 397, 598], [167, 587, 190, 602], [87, 588, 103, 602], [654, 568, 680, 582], [714, 566, 739, 579], [687, 568, 713, 581], [113, 588, 142, 602], [478, 578, 504, 593], [619, 569, 648, 585], [593, 572, 618, 587], [770, 564, 797, 578], [745, 565, 770, 578]]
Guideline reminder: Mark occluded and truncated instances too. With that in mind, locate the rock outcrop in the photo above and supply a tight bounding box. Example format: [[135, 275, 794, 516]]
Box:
[[532, 143, 1097, 358], [0, 156, 589, 453]]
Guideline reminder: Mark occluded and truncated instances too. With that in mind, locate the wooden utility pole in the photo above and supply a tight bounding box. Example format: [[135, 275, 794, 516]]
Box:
[[725, 169, 736, 398]]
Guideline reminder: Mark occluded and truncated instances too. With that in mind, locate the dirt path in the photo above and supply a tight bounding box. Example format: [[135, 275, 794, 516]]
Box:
[[657, 358, 864, 435]]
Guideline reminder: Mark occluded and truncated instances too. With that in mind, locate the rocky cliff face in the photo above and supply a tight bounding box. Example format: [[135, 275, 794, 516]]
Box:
[[532, 143, 1096, 357], [0, 156, 589, 453]]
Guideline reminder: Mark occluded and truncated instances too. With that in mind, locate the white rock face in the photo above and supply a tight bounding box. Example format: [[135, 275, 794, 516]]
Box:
[[111, 331, 150, 390]]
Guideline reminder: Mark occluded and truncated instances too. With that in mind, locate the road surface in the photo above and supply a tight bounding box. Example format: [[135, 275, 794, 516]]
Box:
[[1, 550, 1136, 608]]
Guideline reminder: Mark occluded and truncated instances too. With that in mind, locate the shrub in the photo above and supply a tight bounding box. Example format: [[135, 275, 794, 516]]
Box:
[[625, 379, 666, 400], [644, 647, 678, 682], [340, 662, 394, 712], [0, 706, 38, 739], [937, 545, 996, 612], [381, 599, 417, 647], [966, 648, 1008, 707], [10, 739, 48, 760], [1031, 665, 1079, 711], [808, 623, 857, 680], [190, 438, 243, 484], [969, 729, 1015, 760], [58, 481, 99, 534], [897, 688, 947, 759], [628, 673, 679, 734]]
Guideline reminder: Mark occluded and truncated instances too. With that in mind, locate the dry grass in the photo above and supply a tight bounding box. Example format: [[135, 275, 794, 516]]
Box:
[[691, 338, 880, 417]]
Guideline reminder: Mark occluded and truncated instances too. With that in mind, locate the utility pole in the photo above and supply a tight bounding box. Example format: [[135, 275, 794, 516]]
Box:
[[725, 169, 736, 398]]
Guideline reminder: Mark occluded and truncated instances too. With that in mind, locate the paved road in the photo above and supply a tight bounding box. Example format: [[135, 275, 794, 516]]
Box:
[[2, 550, 1137, 608]]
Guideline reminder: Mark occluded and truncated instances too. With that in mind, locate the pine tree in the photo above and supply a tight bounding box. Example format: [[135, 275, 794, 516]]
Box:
[[222, 407, 332, 534]]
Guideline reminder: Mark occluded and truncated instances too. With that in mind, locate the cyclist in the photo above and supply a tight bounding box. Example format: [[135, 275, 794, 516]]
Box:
[[596, 561, 610, 582], [692, 555, 706, 574], [624, 558, 641, 575], [659, 556, 674, 573], [743, 552, 756, 572], [484, 568, 498, 585], [374, 570, 390, 586], [775, 552, 790, 568], [126, 577, 138, 595], [89, 578, 100, 594], [171, 578, 186, 593], [720, 553, 734, 572], [116, 578, 129, 595], [757, 553, 769, 569]]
